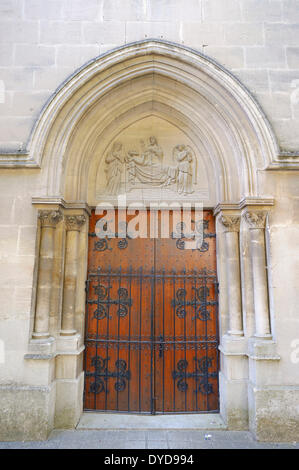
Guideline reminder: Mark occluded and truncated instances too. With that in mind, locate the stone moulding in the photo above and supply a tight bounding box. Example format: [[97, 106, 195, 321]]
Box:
[[0, 39, 296, 180]]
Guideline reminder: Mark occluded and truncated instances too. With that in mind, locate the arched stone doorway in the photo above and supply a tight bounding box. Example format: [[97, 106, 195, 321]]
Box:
[[26, 40, 278, 436]]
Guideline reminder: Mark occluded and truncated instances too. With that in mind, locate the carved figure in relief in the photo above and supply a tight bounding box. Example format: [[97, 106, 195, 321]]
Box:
[[105, 141, 123, 195], [125, 136, 168, 186], [103, 137, 197, 195], [173, 144, 195, 195]]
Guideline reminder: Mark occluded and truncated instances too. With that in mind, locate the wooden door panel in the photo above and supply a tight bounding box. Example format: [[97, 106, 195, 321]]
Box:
[[84, 209, 219, 413]]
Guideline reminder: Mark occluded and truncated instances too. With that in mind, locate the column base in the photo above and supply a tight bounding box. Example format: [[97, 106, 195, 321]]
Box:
[[60, 329, 77, 336], [56, 333, 82, 353], [25, 336, 56, 358], [32, 332, 51, 340], [248, 337, 280, 360]]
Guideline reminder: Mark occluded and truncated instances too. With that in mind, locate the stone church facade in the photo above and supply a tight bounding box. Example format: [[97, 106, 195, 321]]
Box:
[[0, 0, 299, 442]]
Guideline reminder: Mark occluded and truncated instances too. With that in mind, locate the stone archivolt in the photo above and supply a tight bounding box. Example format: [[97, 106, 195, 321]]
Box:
[[14, 40, 279, 204]]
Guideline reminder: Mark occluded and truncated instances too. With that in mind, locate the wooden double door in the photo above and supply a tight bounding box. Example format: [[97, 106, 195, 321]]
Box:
[[84, 209, 219, 414]]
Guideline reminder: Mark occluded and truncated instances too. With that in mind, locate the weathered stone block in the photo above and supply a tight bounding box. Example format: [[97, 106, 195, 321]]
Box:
[[0, 225, 18, 255], [265, 23, 299, 46], [62, 0, 100, 21], [0, 116, 34, 147], [203, 0, 242, 22], [219, 371, 249, 430], [225, 23, 263, 46], [11, 91, 51, 117], [33, 67, 73, 92], [0, 255, 34, 289], [242, 0, 282, 22], [245, 46, 286, 68], [234, 69, 270, 94], [0, 21, 39, 44], [269, 70, 299, 93], [0, 383, 55, 441], [0, 0, 22, 20], [17, 225, 37, 255], [40, 21, 83, 44], [24, 0, 63, 20], [182, 22, 226, 46], [248, 385, 299, 442], [272, 118, 299, 150], [103, 0, 146, 21], [286, 47, 299, 68], [56, 45, 100, 68], [257, 92, 292, 120], [149, 0, 202, 22], [54, 372, 84, 429], [83, 21, 125, 44], [0, 67, 34, 91], [283, 0, 299, 22], [14, 45, 56, 67], [0, 44, 13, 66], [126, 21, 180, 44], [204, 46, 244, 69]]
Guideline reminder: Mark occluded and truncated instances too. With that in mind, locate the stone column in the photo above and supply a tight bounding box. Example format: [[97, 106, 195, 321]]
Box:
[[220, 215, 243, 336], [245, 211, 271, 338], [32, 209, 62, 339], [60, 214, 86, 336]]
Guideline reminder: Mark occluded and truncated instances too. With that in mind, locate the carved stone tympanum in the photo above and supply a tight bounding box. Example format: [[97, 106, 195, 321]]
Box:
[[104, 136, 197, 196]]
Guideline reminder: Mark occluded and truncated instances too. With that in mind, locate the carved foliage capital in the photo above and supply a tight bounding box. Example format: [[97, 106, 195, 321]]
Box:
[[220, 214, 240, 232], [65, 214, 86, 231], [244, 211, 267, 229], [38, 209, 63, 228]]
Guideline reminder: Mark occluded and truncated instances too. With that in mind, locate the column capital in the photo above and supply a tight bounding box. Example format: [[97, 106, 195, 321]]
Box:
[[244, 211, 267, 229], [38, 209, 63, 228], [65, 214, 86, 231], [220, 214, 241, 232]]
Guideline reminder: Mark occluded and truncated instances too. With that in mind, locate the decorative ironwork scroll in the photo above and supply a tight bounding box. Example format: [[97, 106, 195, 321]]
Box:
[[88, 283, 132, 319], [172, 357, 217, 394], [87, 356, 131, 394], [89, 221, 132, 251], [171, 220, 216, 252], [171, 284, 217, 320]]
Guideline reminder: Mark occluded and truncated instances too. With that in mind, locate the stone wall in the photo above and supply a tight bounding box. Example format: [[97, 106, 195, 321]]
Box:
[[0, 0, 298, 152]]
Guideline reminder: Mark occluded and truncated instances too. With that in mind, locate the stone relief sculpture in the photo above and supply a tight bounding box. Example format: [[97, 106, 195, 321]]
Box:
[[125, 136, 167, 186], [104, 136, 197, 195], [105, 141, 124, 195], [173, 144, 195, 195]]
